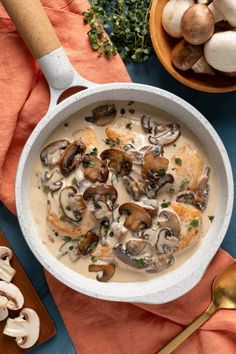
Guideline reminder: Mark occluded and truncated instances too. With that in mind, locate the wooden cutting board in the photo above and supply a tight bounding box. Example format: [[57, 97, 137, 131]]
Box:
[[0, 230, 56, 353]]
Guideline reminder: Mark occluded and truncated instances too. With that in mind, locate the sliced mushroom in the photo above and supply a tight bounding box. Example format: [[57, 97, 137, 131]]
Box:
[[41, 169, 63, 192], [126, 239, 154, 258], [118, 203, 152, 232], [195, 167, 210, 210], [82, 155, 109, 183], [146, 174, 174, 198], [110, 221, 129, 239], [158, 209, 181, 237], [136, 227, 159, 241], [79, 231, 99, 256], [142, 117, 181, 146], [146, 254, 175, 273], [59, 186, 86, 223], [88, 263, 116, 282], [135, 197, 159, 217], [0, 247, 16, 283], [156, 229, 180, 255], [176, 191, 196, 205], [3, 308, 40, 349], [113, 244, 150, 269], [141, 115, 165, 134], [181, 4, 215, 45], [122, 170, 146, 200], [59, 141, 86, 175], [124, 144, 151, 165], [59, 240, 80, 262], [0, 281, 24, 321], [100, 148, 132, 176], [85, 104, 117, 126], [99, 218, 110, 246], [40, 139, 69, 168], [142, 146, 169, 180]]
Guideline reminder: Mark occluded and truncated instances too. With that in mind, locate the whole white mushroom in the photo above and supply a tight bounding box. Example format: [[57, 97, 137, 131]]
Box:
[[162, 0, 194, 38], [213, 0, 236, 27]]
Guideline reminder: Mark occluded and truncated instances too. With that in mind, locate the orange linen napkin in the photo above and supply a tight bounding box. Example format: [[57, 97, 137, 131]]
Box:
[[0, 1, 235, 354]]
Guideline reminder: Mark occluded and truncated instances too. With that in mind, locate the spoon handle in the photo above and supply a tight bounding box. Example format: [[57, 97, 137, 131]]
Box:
[[156, 302, 216, 354]]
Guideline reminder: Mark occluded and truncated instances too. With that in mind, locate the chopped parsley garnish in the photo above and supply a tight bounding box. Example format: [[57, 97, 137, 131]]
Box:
[[47, 200, 51, 205], [91, 256, 97, 263], [109, 231, 114, 237], [78, 237, 85, 243], [161, 201, 171, 208], [157, 168, 166, 177], [43, 186, 50, 194], [180, 178, 190, 189], [175, 157, 182, 166], [69, 245, 74, 251], [103, 137, 120, 147], [208, 215, 215, 223], [136, 258, 145, 265], [169, 188, 175, 193], [90, 147, 98, 156], [60, 215, 66, 222], [157, 221, 161, 227], [66, 206, 71, 211], [71, 177, 77, 186], [90, 242, 98, 250], [128, 109, 135, 115], [63, 236, 72, 242], [189, 219, 199, 228], [87, 160, 95, 168], [173, 143, 176, 147], [120, 108, 126, 115], [126, 122, 132, 130], [123, 144, 131, 151]]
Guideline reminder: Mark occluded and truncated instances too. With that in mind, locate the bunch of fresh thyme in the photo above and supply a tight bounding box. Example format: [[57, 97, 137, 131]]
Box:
[[83, 0, 153, 63]]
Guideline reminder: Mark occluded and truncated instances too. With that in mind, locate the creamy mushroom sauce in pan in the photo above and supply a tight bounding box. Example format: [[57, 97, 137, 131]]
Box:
[[30, 101, 216, 282]]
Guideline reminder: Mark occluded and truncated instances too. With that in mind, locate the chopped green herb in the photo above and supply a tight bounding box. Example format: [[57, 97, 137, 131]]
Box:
[[91, 256, 97, 263], [87, 160, 95, 168], [78, 237, 85, 243], [71, 177, 77, 186], [103, 137, 120, 147], [120, 108, 126, 115], [126, 122, 132, 130], [63, 236, 72, 242], [123, 144, 131, 151], [60, 215, 66, 222], [90, 242, 98, 251], [128, 109, 135, 115], [66, 206, 71, 211], [128, 101, 135, 106], [189, 219, 199, 228], [109, 231, 114, 237], [90, 147, 98, 156], [157, 221, 161, 227], [157, 168, 166, 177], [175, 157, 182, 166], [161, 201, 171, 208], [69, 245, 74, 251], [173, 143, 176, 147], [169, 188, 175, 193], [180, 178, 190, 189], [47, 200, 51, 205], [136, 258, 145, 265], [43, 186, 50, 194], [208, 215, 215, 223]]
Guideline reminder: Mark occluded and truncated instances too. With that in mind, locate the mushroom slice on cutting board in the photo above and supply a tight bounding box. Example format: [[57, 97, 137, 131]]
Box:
[[40, 140, 69, 168], [88, 263, 116, 282], [82, 155, 109, 183], [85, 104, 117, 126], [118, 203, 153, 232], [0, 246, 16, 283], [41, 169, 63, 192], [59, 186, 86, 223], [3, 308, 40, 349], [100, 148, 132, 176], [0, 281, 24, 321], [59, 141, 86, 175]]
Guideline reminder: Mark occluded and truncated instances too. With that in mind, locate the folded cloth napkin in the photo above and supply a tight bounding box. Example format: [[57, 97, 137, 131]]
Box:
[[0, 1, 235, 353]]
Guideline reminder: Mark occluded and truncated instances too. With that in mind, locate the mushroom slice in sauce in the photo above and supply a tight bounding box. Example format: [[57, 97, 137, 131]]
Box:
[[176, 191, 196, 205], [82, 155, 109, 183], [113, 244, 150, 269], [85, 104, 117, 126], [126, 239, 154, 258], [41, 169, 63, 192], [146, 254, 175, 273], [59, 141, 86, 175], [100, 148, 132, 176], [135, 197, 159, 217], [122, 171, 146, 201], [83, 184, 118, 213], [79, 231, 99, 256], [158, 209, 181, 237], [146, 174, 174, 198], [59, 186, 86, 223], [156, 228, 180, 255], [88, 263, 116, 282], [124, 144, 151, 165], [142, 146, 169, 180], [99, 218, 110, 246], [195, 167, 210, 210], [40, 139, 69, 168], [118, 203, 153, 232], [59, 241, 80, 262]]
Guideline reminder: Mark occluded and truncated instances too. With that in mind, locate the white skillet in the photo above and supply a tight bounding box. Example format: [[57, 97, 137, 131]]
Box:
[[2, 0, 234, 304]]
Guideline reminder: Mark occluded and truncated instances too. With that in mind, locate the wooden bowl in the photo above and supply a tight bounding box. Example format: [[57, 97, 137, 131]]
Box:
[[150, 0, 236, 93]]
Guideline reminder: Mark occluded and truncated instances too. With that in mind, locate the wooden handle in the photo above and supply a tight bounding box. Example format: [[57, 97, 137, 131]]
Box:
[[1, 0, 61, 59], [156, 302, 216, 354]]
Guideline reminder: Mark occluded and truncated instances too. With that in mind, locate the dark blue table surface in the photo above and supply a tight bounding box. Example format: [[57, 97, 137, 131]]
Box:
[[0, 55, 236, 354]]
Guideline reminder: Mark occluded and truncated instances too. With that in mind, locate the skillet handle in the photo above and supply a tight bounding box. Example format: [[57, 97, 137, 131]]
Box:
[[1, 0, 60, 59]]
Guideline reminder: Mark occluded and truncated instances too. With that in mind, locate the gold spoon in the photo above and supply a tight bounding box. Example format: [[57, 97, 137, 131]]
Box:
[[157, 262, 236, 354]]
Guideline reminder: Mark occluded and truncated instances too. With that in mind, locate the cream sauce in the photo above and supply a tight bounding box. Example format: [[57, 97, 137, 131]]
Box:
[[30, 101, 217, 282]]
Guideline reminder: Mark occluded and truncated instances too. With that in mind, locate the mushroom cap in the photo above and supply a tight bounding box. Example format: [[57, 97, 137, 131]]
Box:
[[82, 155, 109, 183], [156, 228, 180, 255], [83, 184, 118, 205], [41, 169, 63, 192], [85, 104, 117, 126], [162, 0, 195, 38], [88, 263, 116, 282], [195, 166, 210, 210], [172, 40, 203, 71], [0, 281, 24, 310], [214, 0, 236, 27], [159, 209, 181, 237], [100, 148, 132, 176], [79, 231, 99, 256], [59, 186, 86, 223], [142, 147, 169, 180], [181, 4, 215, 45], [118, 203, 153, 232], [40, 139, 69, 167], [59, 141, 86, 175], [204, 31, 236, 72], [0, 247, 16, 283], [113, 244, 150, 269], [0, 247, 13, 260]]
